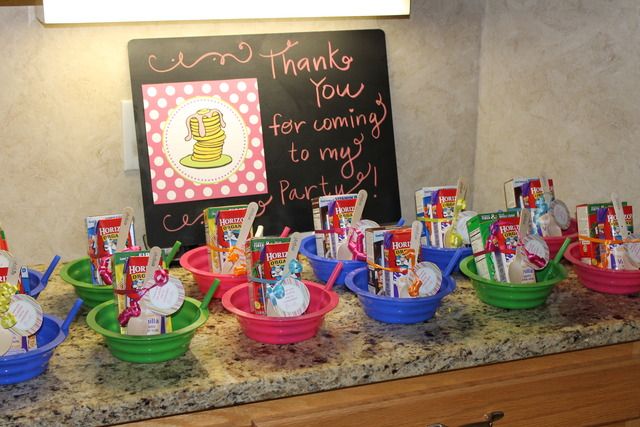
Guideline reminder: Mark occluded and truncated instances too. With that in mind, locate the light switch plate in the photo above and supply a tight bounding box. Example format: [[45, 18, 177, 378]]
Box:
[[122, 100, 139, 171]]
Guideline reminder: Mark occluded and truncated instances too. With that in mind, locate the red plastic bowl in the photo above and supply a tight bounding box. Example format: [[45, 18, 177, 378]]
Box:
[[564, 242, 640, 295], [221, 281, 339, 344], [180, 246, 246, 299], [544, 218, 578, 259]]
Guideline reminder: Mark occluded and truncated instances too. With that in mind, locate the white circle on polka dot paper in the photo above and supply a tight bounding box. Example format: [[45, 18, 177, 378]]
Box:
[[239, 163, 246, 171], [150, 169, 156, 179], [146, 122, 151, 132], [184, 85, 194, 95], [164, 168, 174, 178], [246, 171, 255, 181], [239, 104, 249, 114], [246, 149, 253, 159], [165, 86, 176, 96], [202, 83, 212, 93], [149, 110, 160, 120], [256, 182, 265, 192], [221, 185, 230, 195], [247, 92, 257, 102], [263, 170, 267, 178], [167, 190, 176, 200], [176, 97, 185, 105], [153, 192, 158, 202], [158, 98, 168, 108], [185, 189, 195, 199], [258, 126, 262, 134], [249, 114, 258, 125], [253, 160, 263, 169], [147, 87, 157, 97], [154, 156, 164, 167], [160, 121, 166, 130], [230, 93, 239, 103], [143, 100, 149, 109], [162, 96, 249, 185], [239, 184, 248, 193], [203, 187, 213, 197], [229, 174, 238, 183], [219, 83, 229, 93], [251, 137, 261, 148], [257, 104, 260, 112], [157, 179, 166, 190], [152, 133, 161, 143], [237, 81, 247, 91], [148, 146, 154, 156], [175, 178, 184, 188]]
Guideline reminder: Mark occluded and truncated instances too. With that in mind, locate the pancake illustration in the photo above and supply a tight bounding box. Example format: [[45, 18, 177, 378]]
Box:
[[180, 108, 233, 168]]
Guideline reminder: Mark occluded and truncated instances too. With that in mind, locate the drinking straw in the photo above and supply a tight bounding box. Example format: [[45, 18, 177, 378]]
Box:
[[164, 241, 182, 266], [443, 248, 465, 277], [542, 238, 571, 281], [279, 227, 291, 238], [324, 262, 344, 292], [41, 255, 61, 286]]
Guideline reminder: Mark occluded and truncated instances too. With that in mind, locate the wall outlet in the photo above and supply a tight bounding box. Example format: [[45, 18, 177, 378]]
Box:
[[122, 100, 139, 171]]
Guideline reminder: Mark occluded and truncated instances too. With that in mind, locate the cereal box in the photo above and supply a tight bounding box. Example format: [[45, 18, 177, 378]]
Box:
[[576, 202, 620, 266], [86, 214, 136, 285], [203, 205, 249, 273], [467, 211, 522, 282], [414, 186, 456, 247], [601, 205, 633, 270], [312, 194, 358, 258], [382, 227, 414, 297], [112, 251, 171, 335]]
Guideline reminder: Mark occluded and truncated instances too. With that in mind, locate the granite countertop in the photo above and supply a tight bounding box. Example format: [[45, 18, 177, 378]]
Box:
[[2, 259, 639, 426]]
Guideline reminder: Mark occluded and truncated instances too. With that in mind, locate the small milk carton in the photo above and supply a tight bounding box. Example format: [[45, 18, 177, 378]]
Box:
[[382, 227, 414, 297], [312, 194, 358, 258], [467, 211, 522, 282], [246, 236, 294, 315], [86, 214, 136, 285], [601, 205, 634, 270], [203, 205, 249, 273], [576, 202, 617, 266], [365, 226, 389, 295], [112, 251, 172, 335]]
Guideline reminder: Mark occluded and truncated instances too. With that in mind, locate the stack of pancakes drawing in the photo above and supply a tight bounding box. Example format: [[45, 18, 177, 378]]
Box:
[[181, 108, 232, 168]]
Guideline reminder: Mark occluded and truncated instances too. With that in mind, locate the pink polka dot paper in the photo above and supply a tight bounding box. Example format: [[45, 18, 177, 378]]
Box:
[[142, 78, 268, 205]]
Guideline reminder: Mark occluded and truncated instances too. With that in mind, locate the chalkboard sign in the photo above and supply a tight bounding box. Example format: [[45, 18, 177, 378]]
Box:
[[128, 29, 400, 248]]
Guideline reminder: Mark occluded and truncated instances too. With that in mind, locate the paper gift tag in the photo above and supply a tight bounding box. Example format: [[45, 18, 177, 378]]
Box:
[[266, 277, 310, 317], [550, 200, 571, 230], [144, 276, 185, 316], [9, 294, 43, 336], [521, 235, 550, 270], [0, 327, 12, 356]]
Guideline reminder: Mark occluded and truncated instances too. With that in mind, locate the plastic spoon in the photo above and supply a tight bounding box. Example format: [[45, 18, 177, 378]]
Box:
[[61, 299, 84, 335], [336, 190, 368, 260], [443, 248, 464, 278], [542, 238, 571, 281], [115, 207, 134, 252], [163, 241, 182, 267], [199, 278, 220, 314], [40, 255, 61, 287], [410, 220, 422, 267], [508, 208, 532, 283], [254, 225, 264, 238], [221, 202, 258, 274], [444, 178, 467, 248]]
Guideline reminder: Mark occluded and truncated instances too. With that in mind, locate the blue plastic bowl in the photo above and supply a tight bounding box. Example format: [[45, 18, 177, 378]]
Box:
[[420, 245, 472, 273], [0, 299, 83, 385], [299, 235, 365, 285], [344, 267, 456, 324]]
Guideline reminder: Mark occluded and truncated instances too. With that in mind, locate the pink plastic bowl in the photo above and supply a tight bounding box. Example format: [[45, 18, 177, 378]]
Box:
[[544, 218, 578, 259], [221, 281, 339, 344], [180, 246, 246, 300], [564, 242, 640, 295]]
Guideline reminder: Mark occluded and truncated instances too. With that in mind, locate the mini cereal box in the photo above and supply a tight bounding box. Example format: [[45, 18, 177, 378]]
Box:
[[112, 251, 171, 335], [86, 214, 136, 285], [414, 186, 456, 247], [203, 205, 249, 273], [576, 202, 618, 266], [601, 205, 634, 270]]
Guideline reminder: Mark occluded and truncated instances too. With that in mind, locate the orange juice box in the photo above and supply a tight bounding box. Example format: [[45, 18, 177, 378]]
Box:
[[203, 205, 250, 273], [112, 251, 171, 335], [86, 214, 136, 285]]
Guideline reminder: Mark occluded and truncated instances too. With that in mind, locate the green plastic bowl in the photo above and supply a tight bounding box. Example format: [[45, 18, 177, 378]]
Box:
[[60, 257, 113, 309], [459, 255, 567, 309], [86, 296, 210, 363]]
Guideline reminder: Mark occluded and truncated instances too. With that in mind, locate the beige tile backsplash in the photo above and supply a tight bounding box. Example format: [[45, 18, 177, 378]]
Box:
[[0, 1, 637, 263]]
